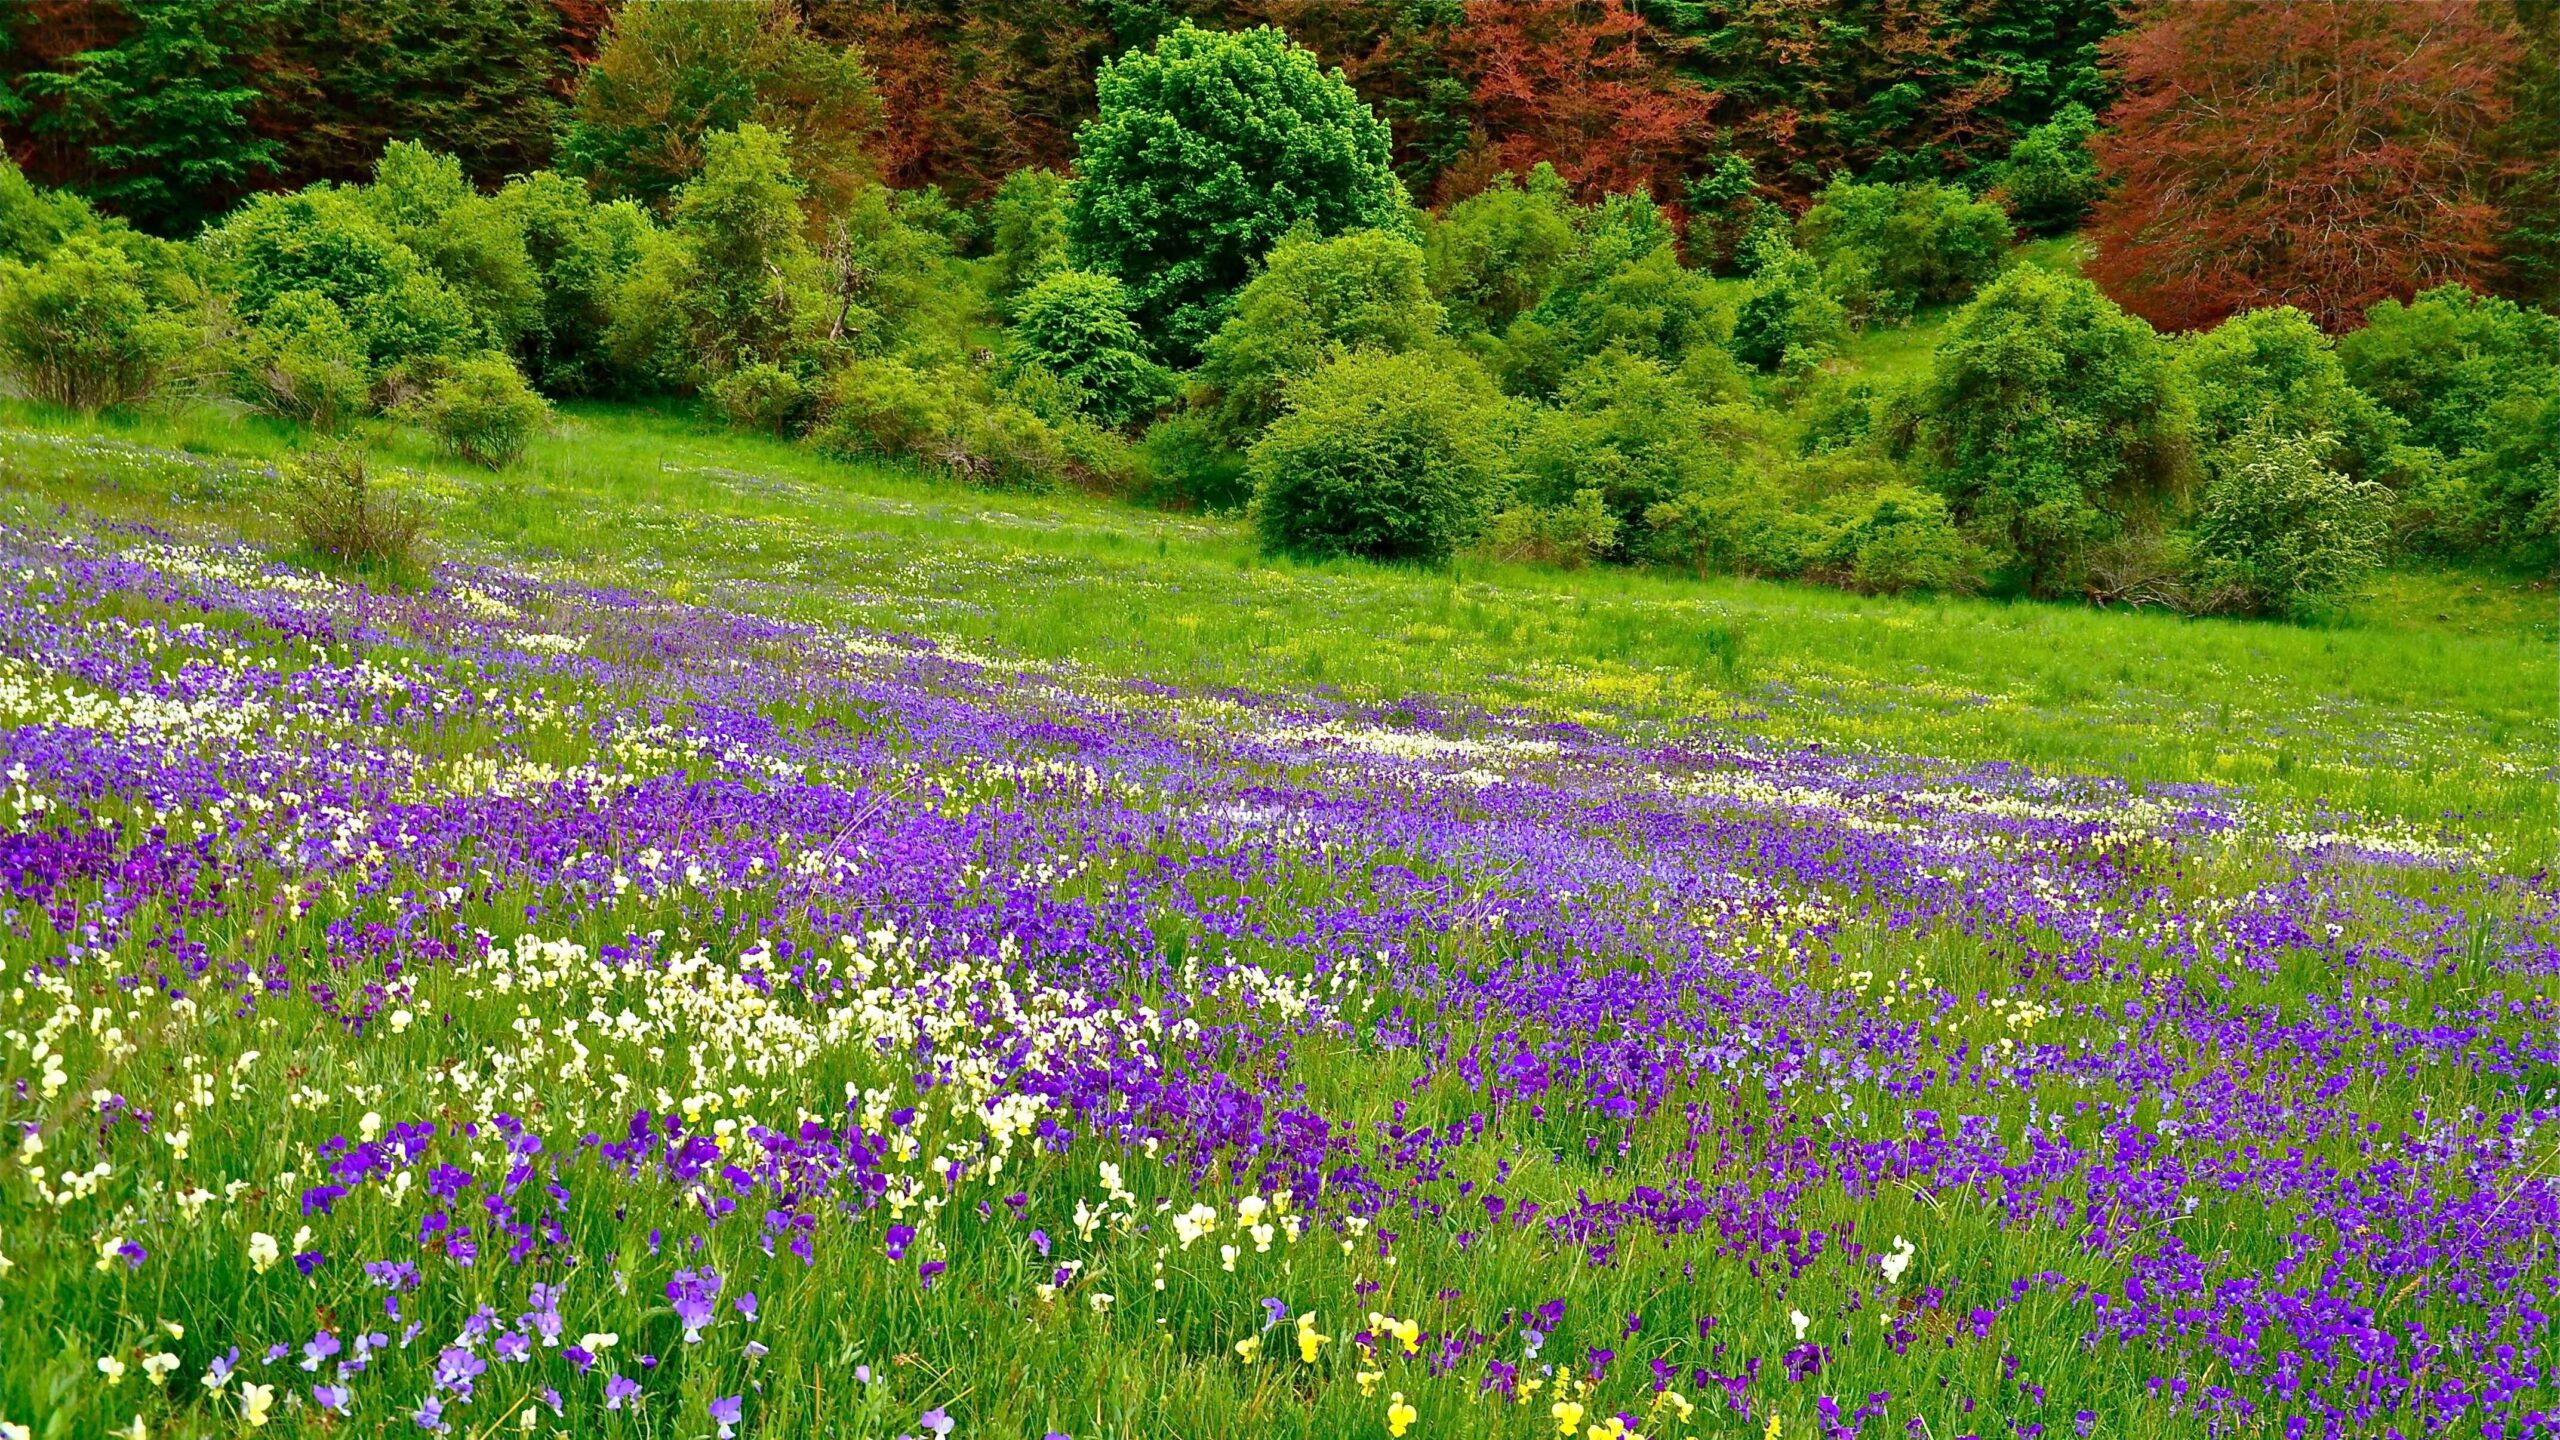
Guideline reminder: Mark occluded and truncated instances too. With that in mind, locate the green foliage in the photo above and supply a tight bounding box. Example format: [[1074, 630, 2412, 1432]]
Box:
[[708, 361, 811, 435], [987, 169, 1070, 306], [349, 272, 484, 376], [2186, 419, 2393, 618], [492, 171, 663, 397], [1683, 153, 1769, 276], [1066, 22, 1410, 361], [0, 233, 191, 412], [1985, 102, 2103, 236], [1424, 168, 1580, 336], [1247, 347, 1509, 564], [2175, 306, 2401, 479], [1500, 246, 1731, 396], [611, 124, 830, 388], [1005, 270, 1171, 431], [822, 185, 954, 359], [359, 142, 541, 349], [1914, 267, 2191, 595], [560, 0, 881, 217], [1730, 233, 1848, 374], [404, 353, 548, 468], [12, 0, 283, 235], [1195, 227, 1444, 446], [0, 155, 100, 264], [265, 0, 570, 190], [2337, 284, 2560, 460], [2459, 387, 2560, 570], [202, 187, 414, 320], [227, 289, 370, 430], [1814, 484, 1981, 595], [1134, 410, 1251, 515], [812, 356, 1131, 492], [1480, 487, 1620, 569], [1516, 349, 1738, 556], [1797, 177, 2013, 314]]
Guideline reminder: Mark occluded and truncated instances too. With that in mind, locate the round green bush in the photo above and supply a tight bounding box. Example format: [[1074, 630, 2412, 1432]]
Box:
[[1006, 269, 1171, 430], [409, 354, 549, 468], [1196, 228, 1443, 446], [708, 361, 809, 434], [0, 233, 189, 413], [229, 289, 371, 430], [2185, 419, 2393, 618], [1247, 348, 1509, 564]]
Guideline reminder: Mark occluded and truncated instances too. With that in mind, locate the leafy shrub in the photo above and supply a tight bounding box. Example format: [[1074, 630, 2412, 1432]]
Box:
[[708, 362, 809, 435], [1066, 22, 1409, 360], [812, 357, 1129, 492], [1683, 153, 1768, 276], [1500, 246, 1730, 396], [406, 355, 548, 468], [0, 233, 190, 412], [1913, 267, 2191, 595], [494, 170, 663, 397], [1986, 103, 2103, 235], [1798, 375, 1883, 455], [1516, 349, 1737, 555], [1641, 473, 1819, 579], [1797, 178, 2012, 313], [360, 141, 540, 350], [2337, 283, 2560, 461], [1248, 348, 1510, 564], [1135, 411, 1251, 514], [1813, 485, 1980, 594], [1195, 228, 1443, 445], [279, 444, 429, 571], [987, 168, 1069, 307], [2185, 419, 2393, 618], [2176, 305, 2401, 477], [350, 271, 485, 376], [1730, 233, 1848, 374], [1006, 269, 1171, 430], [1425, 167, 1579, 335], [0, 154, 95, 264], [229, 290, 370, 430], [1479, 488, 1619, 569], [204, 188, 415, 322]]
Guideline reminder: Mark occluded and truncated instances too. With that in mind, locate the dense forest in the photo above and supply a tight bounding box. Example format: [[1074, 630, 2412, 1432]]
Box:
[[2, 0, 2554, 614]]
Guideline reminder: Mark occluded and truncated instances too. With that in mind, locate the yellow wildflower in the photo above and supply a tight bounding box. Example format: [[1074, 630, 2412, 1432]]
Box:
[[1358, 1369, 1385, 1397], [1234, 1335, 1262, 1365], [1387, 1392, 1418, 1438], [1553, 1400, 1585, 1435], [1297, 1313, 1331, 1363]]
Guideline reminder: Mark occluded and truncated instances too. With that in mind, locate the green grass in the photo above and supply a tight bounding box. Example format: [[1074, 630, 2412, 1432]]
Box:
[[2, 397, 2547, 862]]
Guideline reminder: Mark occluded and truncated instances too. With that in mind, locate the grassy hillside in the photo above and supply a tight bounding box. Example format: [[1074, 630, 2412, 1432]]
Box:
[[2, 398, 2549, 860]]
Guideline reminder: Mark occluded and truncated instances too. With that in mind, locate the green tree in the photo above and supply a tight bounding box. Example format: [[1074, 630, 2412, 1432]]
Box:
[[265, 0, 569, 190], [493, 171, 663, 397], [13, 0, 285, 235], [1729, 232, 1847, 374], [2337, 283, 2560, 461], [1249, 347, 1509, 564], [1424, 167, 1580, 335], [610, 124, 828, 387], [1005, 269, 1171, 430], [359, 142, 541, 351], [227, 288, 370, 430], [987, 168, 1070, 308], [1195, 227, 1445, 448], [1067, 22, 1410, 361], [561, 0, 882, 218], [1797, 177, 2013, 313], [2174, 306, 2401, 479], [1517, 347, 1739, 555], [1984, 101, 2103, 236], [1914, 266, 2191, 595]]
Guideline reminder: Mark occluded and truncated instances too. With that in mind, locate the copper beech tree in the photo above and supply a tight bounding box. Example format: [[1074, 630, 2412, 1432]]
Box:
[[2087, 0, 2520, 333]]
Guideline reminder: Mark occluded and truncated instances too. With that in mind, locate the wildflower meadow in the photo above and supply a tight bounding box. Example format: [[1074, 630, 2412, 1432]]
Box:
[[1, 416, 2555, 1440]]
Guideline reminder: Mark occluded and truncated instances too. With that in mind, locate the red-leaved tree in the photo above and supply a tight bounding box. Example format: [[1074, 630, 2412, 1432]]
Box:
[[2088, 0, 2520, 332], [1451, 0, 1717, 204]]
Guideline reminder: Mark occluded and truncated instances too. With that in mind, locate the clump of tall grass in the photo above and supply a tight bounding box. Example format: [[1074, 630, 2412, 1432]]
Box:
[[278, 442, 428, 572]]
